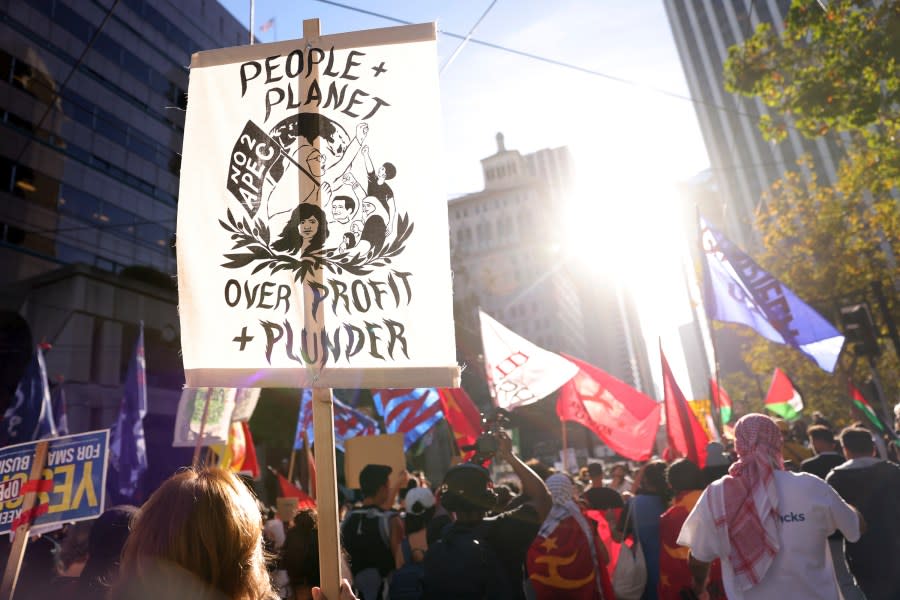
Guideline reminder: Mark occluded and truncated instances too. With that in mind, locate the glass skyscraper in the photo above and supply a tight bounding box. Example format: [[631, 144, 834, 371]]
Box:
[[1, 0, 249, 281]]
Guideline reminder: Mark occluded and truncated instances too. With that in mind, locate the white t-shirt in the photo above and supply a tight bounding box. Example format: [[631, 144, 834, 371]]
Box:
[[677, 470, 860, 600]]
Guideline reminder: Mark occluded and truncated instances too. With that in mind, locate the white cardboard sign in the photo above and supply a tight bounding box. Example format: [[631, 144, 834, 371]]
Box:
[[177, 24, 458, 389]]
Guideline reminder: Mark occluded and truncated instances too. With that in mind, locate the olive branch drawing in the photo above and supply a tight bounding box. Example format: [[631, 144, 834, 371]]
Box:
[[218, 209, 414, 281]]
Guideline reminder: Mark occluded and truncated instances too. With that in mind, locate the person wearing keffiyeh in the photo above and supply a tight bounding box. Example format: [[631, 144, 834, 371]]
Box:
[[526, 474, 613, 600], [676, 413, 865, 600]]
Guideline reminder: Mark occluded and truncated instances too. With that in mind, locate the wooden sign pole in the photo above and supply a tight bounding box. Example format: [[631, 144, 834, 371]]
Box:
[[287, 449, 297, 483], [300, 19, 341, 598], [0, 440, 49, 600], [192, 387, 214, 466]]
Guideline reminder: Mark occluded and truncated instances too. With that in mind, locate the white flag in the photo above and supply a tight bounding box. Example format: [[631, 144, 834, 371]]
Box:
[[479, 310, 578, 409], [173, 388, 237, 447]]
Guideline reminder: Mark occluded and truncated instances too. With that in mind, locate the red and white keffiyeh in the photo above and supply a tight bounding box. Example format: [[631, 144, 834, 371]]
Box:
[[708, 413, 783, 591]]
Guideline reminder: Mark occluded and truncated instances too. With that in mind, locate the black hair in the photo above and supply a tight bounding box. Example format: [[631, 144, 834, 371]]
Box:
[[333, 195, 355, 213], [272, 203, 329, 254], [807, 424, 836, 446], [666, 458, 705, 493], [382, 162, 396, 180], [359, 464, 392, 498], [840, 427, 875, 457], [636, 460, 670, 498], [282, 509, 319, 590]]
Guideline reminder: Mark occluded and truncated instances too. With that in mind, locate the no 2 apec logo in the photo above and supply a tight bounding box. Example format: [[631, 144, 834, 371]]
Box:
[[218, 46, 420, 369]]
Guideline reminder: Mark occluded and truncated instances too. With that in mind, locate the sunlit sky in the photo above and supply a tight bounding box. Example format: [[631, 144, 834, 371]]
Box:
[[219, 0, 712, 397]]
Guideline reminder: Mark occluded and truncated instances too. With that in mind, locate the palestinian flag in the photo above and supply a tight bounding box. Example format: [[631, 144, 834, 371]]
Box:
[[764, 368, 803, 420], [710, 378, 733, 424], [849, 382, 886, 433]]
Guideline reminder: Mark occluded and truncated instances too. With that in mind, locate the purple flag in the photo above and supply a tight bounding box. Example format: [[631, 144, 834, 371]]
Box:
[[701, 217, 844, 372], [372, 388, 444, 451], [109, 324, 148, 499], [1, 346, 57, 446], [294, 390, 379, 452]]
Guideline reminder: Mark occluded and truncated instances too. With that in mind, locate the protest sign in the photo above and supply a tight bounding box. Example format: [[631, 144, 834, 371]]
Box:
[[344, 433, 405, 489], [231, 388, 261, 422], [0, 430, 108, 535], [172, 387, 237, 447], [177, 20, 459, 390]]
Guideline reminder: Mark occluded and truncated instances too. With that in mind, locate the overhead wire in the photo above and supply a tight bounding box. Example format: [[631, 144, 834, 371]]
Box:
[[311, 0, 778, 126]]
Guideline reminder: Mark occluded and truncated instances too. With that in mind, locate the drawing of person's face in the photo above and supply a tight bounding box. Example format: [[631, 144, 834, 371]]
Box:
[[332, 199, 349, 222], [377, 165, 386, 180], [306, 149, 325, 177], [299, 215, 319, 240]]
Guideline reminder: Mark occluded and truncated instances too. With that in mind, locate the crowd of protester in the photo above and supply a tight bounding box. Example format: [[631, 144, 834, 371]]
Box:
[[4, 405, 900, 600]]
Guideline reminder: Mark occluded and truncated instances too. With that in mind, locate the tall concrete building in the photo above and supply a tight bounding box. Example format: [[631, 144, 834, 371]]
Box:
[[0, 0, 248, 491], [663, 0, 843, 247], [448, 134, 653, 464], [449, 133, 587, 368]]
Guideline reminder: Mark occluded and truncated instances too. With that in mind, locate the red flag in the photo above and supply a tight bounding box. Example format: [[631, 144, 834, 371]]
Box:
[[764, 368, 803, 420], [239, 422, 260, 478], [557, 354, 660, 461], [526, 516, 603, 599], [277, 473, 316, 509], [303, 433, 317, 501], [661, 346, 708, 467], [709, 378, 733, 424], [437, 388, 483, 457]]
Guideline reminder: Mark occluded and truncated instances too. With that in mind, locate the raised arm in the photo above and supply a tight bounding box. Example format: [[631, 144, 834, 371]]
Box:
[[495, 432, 551, 521], [340, 172, 366, 203], [361, 145, 375, 175]]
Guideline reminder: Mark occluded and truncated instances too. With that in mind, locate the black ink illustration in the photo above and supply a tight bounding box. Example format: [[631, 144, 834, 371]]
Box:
[[221, 111, 412, 282]]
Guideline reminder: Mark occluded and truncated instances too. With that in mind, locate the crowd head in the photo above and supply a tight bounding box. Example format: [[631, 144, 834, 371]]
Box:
[[112, 467, 274, 600]]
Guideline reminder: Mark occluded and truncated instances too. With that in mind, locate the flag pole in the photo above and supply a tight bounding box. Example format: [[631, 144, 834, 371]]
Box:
[[301, 19, 340, 599], [691, 209, 724, 436], [192, 388, 213, 466], [561, 421, 569, 472]]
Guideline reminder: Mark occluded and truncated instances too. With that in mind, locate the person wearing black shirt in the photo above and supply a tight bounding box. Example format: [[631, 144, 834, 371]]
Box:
[[828, 427, 900, 600], [424, 432, 551, 600], [801, 425, 845, 480]]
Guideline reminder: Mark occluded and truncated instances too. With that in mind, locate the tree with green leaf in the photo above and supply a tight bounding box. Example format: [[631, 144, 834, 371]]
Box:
[[718, 0, 899, 424]]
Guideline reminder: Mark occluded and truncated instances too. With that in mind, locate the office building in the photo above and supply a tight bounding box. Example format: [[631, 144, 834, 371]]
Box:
[[449, 133, 587, 368], [0, 0, 249, 489], [663, 0, 843, 247], [449, 134, 654, 461]]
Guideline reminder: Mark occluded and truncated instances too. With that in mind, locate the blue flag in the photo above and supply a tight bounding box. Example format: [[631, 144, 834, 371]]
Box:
[[701, 218, 844, 372], [52, 382, 69, 437], [294, 390, 379, 452], [109, 324, 148, 499], [372, 388, 444, 451], [1, 346, 57, 446]]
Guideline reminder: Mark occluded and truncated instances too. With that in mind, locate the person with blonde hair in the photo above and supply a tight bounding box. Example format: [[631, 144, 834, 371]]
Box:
[[111, 467, 277, 600]]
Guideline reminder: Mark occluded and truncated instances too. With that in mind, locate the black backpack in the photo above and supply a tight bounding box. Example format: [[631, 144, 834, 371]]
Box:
[[341, 507, 395, 599], [422, 523, 511, 600]]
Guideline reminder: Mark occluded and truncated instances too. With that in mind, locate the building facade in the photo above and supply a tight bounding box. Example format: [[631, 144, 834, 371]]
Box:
[[449, 133, 587, 368], [449, 134, 653, 462], [663, 0, 843, 247], [0, 0, 249, 490]]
